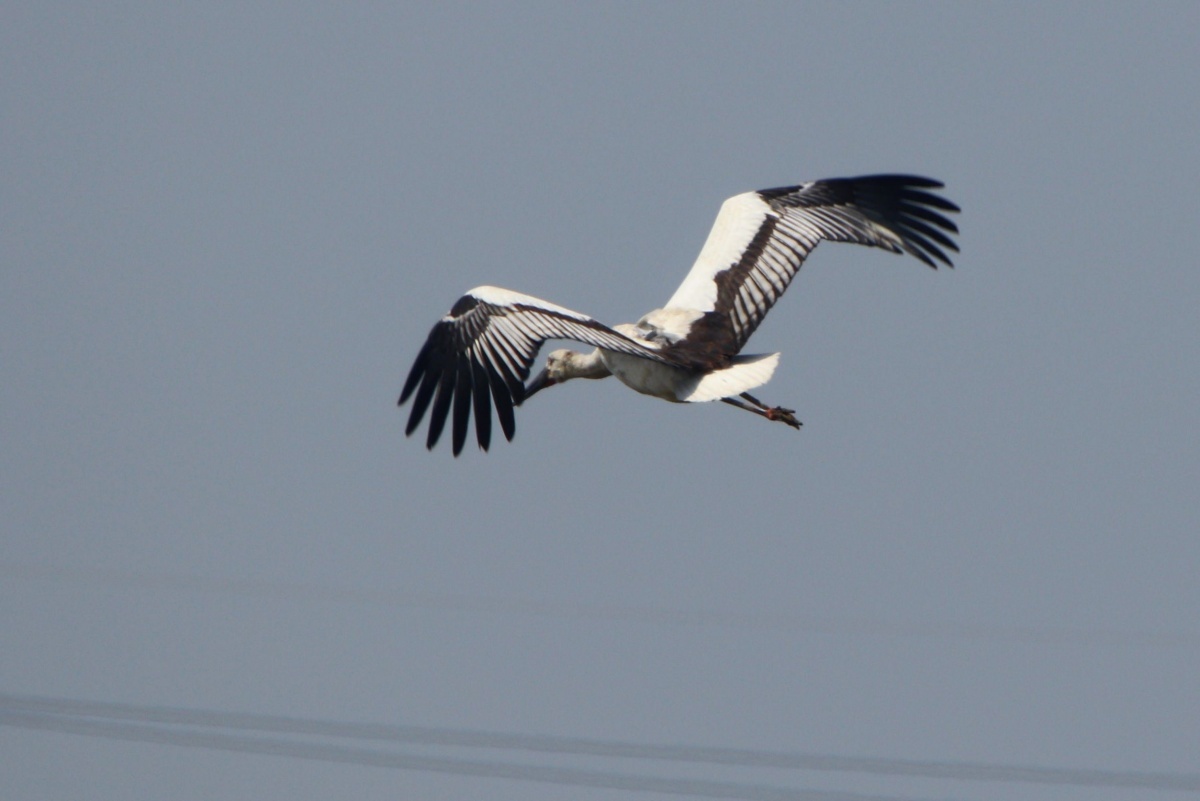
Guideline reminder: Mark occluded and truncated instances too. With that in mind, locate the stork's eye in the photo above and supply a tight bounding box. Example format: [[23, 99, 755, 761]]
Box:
[[641, 327, 665, 344]]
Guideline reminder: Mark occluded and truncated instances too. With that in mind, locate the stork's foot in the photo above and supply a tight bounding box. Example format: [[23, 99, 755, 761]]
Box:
[[721, 393, 803, 430], [765, 406, 802, 429]]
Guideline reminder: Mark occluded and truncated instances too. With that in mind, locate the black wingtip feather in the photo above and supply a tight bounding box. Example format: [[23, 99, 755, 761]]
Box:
[[399, 337, 434, 406], [900, 202, 960, 234], [471, 360, 492, 452], [405, 367, 440, 437], [487, 363, 517, 442], [901, 188, 961, 213], [425, 368, 455, 451], [451, 356, 473, 456], [885, 174, 943, 188], [905, 217, 958, 251]]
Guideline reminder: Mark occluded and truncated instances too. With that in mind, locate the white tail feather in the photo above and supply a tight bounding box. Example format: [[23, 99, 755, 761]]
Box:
[[676, 353, 780, 402]]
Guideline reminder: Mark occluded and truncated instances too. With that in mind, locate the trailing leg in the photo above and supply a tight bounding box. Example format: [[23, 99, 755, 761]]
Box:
[[721, 393, 802, 429]]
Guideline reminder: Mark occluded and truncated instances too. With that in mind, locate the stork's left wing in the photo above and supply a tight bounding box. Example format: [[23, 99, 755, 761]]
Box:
[[663, 175, 959, 356]]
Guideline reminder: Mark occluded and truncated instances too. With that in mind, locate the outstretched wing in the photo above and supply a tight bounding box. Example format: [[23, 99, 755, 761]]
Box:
[[399, 285, 672, 455], [663, 175, 959, 357]]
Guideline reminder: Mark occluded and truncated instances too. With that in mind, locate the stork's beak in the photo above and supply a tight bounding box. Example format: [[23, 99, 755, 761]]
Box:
[[521, 368, 556, 403]]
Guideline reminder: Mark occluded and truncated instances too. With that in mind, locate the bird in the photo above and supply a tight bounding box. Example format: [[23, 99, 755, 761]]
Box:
[[399, 174, 959, 455]]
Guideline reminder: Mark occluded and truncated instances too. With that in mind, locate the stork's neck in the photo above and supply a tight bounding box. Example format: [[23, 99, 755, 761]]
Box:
[[564, 349, 611, 380]]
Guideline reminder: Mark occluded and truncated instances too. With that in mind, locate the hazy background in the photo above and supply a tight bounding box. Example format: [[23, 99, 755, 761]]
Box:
[[3, 4, 1198, 800]]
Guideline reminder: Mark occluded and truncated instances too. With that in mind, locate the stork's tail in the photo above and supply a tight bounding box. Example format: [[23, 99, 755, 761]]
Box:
[[675, 353, 781, 403]]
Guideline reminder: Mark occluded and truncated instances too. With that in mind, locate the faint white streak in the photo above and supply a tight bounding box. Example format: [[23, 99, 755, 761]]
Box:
[[0, 707, 944, 801], [2, 694, 1197, 793]]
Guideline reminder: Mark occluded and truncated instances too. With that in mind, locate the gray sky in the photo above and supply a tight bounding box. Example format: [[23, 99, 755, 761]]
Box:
[[3, 3, 1198, 800]]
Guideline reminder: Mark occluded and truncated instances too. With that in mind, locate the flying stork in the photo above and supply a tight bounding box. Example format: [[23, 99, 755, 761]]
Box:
[[400, 174, 959, 455]]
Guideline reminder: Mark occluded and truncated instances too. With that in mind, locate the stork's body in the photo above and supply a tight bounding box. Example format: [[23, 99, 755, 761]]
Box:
[[400, 175, 959, 455]]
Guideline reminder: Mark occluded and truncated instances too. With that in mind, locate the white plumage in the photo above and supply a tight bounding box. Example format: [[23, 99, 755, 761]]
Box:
[[400, 174, 959, 455]]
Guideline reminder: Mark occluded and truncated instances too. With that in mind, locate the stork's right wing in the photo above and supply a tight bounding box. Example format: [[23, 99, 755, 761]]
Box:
[[399, 285, 672, 455]]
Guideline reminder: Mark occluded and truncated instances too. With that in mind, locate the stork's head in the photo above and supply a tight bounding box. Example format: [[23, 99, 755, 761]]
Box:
[[523, 349, 575, 400], [523, 349, 607, 401]]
